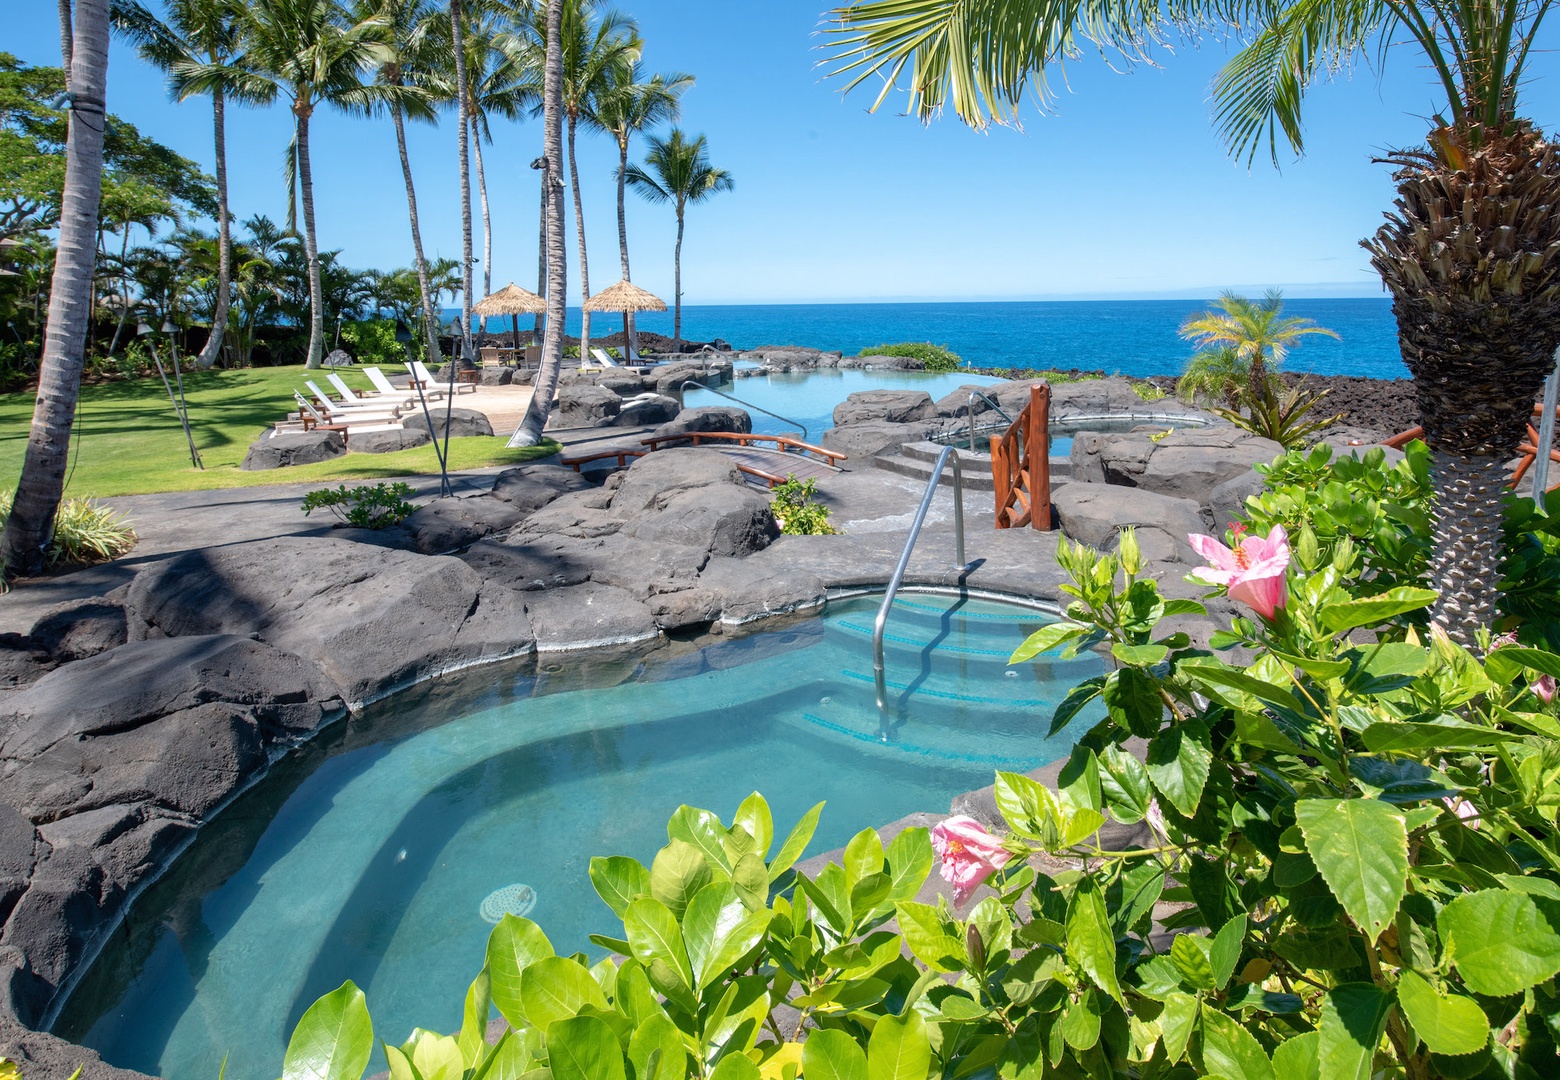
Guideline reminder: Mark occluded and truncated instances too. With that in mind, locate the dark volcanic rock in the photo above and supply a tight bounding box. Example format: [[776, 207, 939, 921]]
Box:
[[120, 537, 534, 707], [28, 600, 127, 663], [617, 393, 680, 426], [0, 801, 37, 928], [525, 581, 658, 649], [1052, 483, 1209, 565], [1070, 426, 1283, 505], [560, 369, 645, 395], [489, 464, 593, 514], [400, 496, 525, 554], [832, 390, 936, 426], [400, 407, 494, 440], [348, 426, 432, 454], [651, 406, 752, 439], [611, 451, 779, 557], [934, 385, 1000, 419], [821, 419, 946, 460], [479, 367, 514, 386], [550, 384, 621, 428], [240, 429, 346, 471]]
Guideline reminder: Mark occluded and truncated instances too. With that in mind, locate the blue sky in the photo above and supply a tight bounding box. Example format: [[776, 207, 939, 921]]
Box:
[[15, 3, 1560, 305]]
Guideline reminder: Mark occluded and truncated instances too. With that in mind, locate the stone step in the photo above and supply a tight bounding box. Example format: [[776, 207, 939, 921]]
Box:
[[899, 439, 1074, 478], [871, 451, 1072, 494]]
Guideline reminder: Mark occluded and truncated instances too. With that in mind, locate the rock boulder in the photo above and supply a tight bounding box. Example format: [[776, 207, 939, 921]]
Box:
[[488, 464, 593, 515], [616, 393, 680, 426], [347, 426, 432, 454], [400, 496, 525, 554], [832, 390, 936, 426], [651, 406, 752, 440], [401, 408, 494, 440], [550, 384, 621, 429], [1052, 483, 1209, 565], [240, 429, 346, 471], [1070, 426, 1283, 505]]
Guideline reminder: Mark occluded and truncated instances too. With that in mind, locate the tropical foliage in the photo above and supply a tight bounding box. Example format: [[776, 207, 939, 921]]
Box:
[[858, 341, 961, 372], [770, 475, 838, 535], [0, 489, 136, 568], [301, 480, 417, 527]]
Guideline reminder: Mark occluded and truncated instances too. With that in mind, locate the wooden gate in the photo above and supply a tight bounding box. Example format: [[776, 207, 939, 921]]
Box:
[[991, 383, 1054, 530]]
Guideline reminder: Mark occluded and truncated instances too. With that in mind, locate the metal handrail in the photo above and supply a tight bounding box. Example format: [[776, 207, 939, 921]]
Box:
[[966, 389, 1016, 451], [679, 380, 810, 440], [872, 444, 971, 718]]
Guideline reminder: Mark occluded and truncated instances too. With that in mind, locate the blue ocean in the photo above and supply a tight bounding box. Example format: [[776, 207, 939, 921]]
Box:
[[457, 298, 1409, 380]]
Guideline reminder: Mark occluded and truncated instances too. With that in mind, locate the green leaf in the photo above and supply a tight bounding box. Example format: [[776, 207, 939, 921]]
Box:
[[1158, 991, 1197, 1062], [1199, 1006, 1275, 1080], [1317, 587, 1437, 633], [1394, 971, 1488, 1056], [627, 1016, 684, 1080], [1103, 667, 1164, 737], [1170, 934, 1215, 991], [1269, 1031, 1319, 1080], [649, 840, 712, 918], [894, 900, 964, 972], [732, 793, 773, 861], [613, 961, 663, 1028], [623, 898, 693, 991], [1098, 744, 1152, 824], [1499, 646, 1560, 679], [405, 1032, 463, 1080], [1049, 676, 1104, 736], [1059, 990, 1101, 1051], [769, 801, 824, 882], [1361, 722, 1524, 752], [1066, 878, 1122, 1004], [589, 857, 651, 920], [283, 981, 374, 1080], [709, 1053, 761, 1080], [844, 828, 885, 888], [1294, 798, 1407, 942], [885, 827, 933, 900], [993, 770, 1060, 841], [487, 917, 556, 1030], [866, 1009, 932, 1080], [1317, 984, 1391, 1080], [1107, 861, 1165, 936], [547, 1016, 626, 1080], [519, 957, 609, 1031], [802, 1030, 868, 1080], [459, 970, 492, 1068], [1145, 721, 1213, 817], [1161, 598, 1207, 617], [1438, 888, 1560, 996], [668, 806, 732, 871], [683, 883, 771, 990], [1209, 913, 1247, 990], [1112, 642, 1168, 667], [1010, 621, 1087, 663]]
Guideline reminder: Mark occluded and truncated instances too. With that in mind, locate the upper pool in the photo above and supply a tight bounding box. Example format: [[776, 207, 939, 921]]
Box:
[[55, 592, 1103, 1080], [683, 369, 1001, 440]]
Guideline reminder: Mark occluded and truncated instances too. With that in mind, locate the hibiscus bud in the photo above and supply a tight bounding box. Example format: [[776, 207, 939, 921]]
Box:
[[966, 923, 986, 971]]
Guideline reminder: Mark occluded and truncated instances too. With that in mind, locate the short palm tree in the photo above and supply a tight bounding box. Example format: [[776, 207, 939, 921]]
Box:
[[590, 59, 691, 353], [826, 0, 1560, 644], [112, 0, 248, 370], [224, 0, 390, 370], [1177, 290, 1337, 403], [624, 128, 732, 348]]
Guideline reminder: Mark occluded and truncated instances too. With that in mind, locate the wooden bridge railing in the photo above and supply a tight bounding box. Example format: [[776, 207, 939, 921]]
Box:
[[1383, 402, 1560, 493], [991, 383, 1055, 530]]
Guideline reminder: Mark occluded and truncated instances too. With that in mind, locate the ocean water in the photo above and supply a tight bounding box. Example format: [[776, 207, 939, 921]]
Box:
[[452, 298, 1409, 380]]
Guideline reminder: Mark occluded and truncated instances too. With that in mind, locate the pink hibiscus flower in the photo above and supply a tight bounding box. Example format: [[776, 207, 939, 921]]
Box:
[[931, 816, 1010, 905], [1187, 523, 1291, 620]]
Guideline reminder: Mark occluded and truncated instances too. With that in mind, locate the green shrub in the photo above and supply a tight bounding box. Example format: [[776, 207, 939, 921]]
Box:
[[770, 475, 838, 535], [301, 482, 416, 529], [339, 319, 403, 366], [0, 490, 137, 568], [1130, 380, 1167, 401], [858, 341, 961, 373]]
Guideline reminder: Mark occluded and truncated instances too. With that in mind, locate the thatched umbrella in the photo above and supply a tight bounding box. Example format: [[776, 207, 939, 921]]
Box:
[[472, 282, 546, 357], [583, 280, 666, 360]]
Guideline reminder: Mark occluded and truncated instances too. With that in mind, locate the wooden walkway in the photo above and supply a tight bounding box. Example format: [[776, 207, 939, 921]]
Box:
[[562, 431, 846, 489], [716, 446, 840, 486]]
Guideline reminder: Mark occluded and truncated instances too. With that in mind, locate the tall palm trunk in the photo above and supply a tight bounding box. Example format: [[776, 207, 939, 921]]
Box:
[[451, 0, 474, 363], [472, 114, 492, 299], [197, 83, 231, 369], [295, 103, 325, 369], [1365, 127, 1560, 644], [392, 98, 442, 364], [2, 0, 109, 578], [533, 157, 546, 344], [58, 0, 72, 68], [672, 204, 684, 347], [567, 116, 590, 360], [511, 0, 565, 446], [616, 135, 635, 354]]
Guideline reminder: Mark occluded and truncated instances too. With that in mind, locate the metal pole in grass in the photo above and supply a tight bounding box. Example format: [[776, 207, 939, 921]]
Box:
[[139, 321, 202, 469], [163, 319, 202, 469], [1533, 345, 1560, 508], [442, 336, 458, 494], [410, 312, 451, 497]]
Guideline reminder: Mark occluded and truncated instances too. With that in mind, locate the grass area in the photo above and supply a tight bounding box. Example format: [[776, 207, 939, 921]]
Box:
[[0, 366, 559, 498]]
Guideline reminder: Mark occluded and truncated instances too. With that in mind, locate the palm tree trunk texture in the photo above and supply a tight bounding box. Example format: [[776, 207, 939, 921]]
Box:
[[296, 106, 326, 369], [451, 0, 474, 364], [1426, 451, 1511, 638], [197, 84, 232, 369], [58, 0, 72, 69], [567, 116, 590, 360], [393, 99, 442, 364], [672, 207, 684, 347], [510, 0, 565, 446], [617, 136, 635, 355], [533, 157, 547, 344], [472, 115, 492, 300], [2, 0, 109, 578]]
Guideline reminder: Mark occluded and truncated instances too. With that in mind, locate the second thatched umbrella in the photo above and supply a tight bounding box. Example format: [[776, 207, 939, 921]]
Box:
[[473, 283, 547, 361], [583, 280, 667, 361]]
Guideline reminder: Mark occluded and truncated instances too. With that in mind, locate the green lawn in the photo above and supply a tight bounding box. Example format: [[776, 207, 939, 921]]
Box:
[[0, 366, 559, 498]]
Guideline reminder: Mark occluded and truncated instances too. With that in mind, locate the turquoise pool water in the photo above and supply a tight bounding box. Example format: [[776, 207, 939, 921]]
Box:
[[684, 369, 1002, 440], [56, 593, 1103, 1080]]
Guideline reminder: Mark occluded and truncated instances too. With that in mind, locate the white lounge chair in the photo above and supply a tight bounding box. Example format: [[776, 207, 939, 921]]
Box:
[[590, 347, 624, 369], [306, 380, 405, 421], [363, 366, 437, 404], [409, 360, 475, 394], [328, 372, 399, 409], [292, 393, 402, 435]]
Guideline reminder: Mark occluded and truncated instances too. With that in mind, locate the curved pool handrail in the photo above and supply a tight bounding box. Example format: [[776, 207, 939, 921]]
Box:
[[966, 389, 1016, 451], [678, 380, 810, 441], [873, 444, 971, 720]]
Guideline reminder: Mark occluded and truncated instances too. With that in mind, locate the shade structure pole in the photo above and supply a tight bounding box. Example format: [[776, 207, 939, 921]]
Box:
[[1533, 345, 1560, 506]]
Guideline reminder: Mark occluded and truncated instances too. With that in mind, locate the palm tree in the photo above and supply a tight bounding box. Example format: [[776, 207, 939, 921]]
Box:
[[357, 0, 444, 366], [448, 0, 474, 363], [589, 59, 690, 355], [2, 0, 112, 579], [510, 0, 565, 446], [1177, 290, 1337, 403], [112, 0, 247, 370], [224, 0, 389, 369], [826, 0, 1560, 645], [624, 128, 732, 348]]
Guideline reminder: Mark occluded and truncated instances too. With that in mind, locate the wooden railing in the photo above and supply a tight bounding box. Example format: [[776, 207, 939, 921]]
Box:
[[1382, 402, 1560, 493], [990, 383, 1054, 530]]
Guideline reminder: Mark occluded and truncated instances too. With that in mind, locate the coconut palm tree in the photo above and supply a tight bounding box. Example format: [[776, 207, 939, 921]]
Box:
[[2, 0, 112, 579], [510, 0, 565, 446], [223, 0, 390, 370], [624, 128, 732, 348], [1177, 290, 1337, 402], [826, 0, 1560, 644], [590, 59, 690, 354], [112, 0, 247, 370], [356, 0, 444, 365]]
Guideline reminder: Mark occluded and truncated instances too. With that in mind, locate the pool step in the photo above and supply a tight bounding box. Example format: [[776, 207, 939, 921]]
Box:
[[900, 440, 1075, 480], [870, 441, 1072, 493]]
